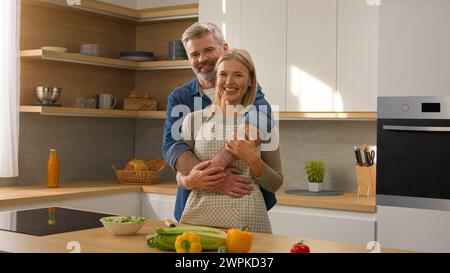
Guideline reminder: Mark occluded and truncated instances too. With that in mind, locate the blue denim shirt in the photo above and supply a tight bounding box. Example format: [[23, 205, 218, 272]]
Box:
[[162, 78, 277, 221]]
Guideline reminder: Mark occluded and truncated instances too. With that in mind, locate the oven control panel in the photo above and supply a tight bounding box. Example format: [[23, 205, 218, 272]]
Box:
[[378, 96, 450, 119]]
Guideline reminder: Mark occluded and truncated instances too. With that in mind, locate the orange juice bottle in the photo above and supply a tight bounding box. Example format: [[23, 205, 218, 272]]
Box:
[[47, 148, 59, 188]]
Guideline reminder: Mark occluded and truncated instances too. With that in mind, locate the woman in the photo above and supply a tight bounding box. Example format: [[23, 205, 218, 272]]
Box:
[[177, 49, 283, 233]]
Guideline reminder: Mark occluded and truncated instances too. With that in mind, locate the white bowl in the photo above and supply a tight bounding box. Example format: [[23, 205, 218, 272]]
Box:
[[41, 46, 68, 53], [100, 216, 146, 236]]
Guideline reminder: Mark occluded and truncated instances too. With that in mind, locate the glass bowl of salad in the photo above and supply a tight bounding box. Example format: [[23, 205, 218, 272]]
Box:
[[100, 216, 148, 236]]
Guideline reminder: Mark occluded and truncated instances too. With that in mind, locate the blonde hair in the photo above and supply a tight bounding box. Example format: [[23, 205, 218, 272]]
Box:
[[182, 22, 225, 48], [213, 48, 257, 108]]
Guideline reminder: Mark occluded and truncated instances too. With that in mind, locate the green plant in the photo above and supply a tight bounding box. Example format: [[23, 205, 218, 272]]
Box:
[[304, 161, 325, 183]]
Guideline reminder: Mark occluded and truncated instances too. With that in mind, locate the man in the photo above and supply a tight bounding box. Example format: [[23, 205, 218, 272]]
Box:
[[162, 22, 276, 221]]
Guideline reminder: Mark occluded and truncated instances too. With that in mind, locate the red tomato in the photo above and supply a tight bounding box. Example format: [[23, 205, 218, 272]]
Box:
[[290, 241, 310, 253]]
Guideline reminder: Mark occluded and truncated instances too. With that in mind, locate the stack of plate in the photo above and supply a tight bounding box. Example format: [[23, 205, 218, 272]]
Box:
[[120, 51, 155, 61], [168, 40, 188, 60]]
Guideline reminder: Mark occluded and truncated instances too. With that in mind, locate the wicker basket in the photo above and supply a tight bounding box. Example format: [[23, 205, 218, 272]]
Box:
[[112, 165, 164, 185]]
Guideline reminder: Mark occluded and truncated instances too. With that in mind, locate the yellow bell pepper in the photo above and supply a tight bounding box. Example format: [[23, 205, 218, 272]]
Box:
[[175, 232, 203, 253], [226, 227, 253, 253]]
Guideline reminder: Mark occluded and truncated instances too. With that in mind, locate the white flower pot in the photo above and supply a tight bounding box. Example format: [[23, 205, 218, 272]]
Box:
[[308, 182, 323, 192]]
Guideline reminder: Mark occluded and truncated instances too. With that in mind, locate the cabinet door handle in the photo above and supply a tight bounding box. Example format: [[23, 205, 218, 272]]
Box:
[[383, 125, 450, 132]]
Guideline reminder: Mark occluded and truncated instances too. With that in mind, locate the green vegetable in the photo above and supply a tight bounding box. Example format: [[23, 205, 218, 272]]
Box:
[[101, 216, 147, 223], [146, 226, 227, 251], [305, 160, 326, 183]]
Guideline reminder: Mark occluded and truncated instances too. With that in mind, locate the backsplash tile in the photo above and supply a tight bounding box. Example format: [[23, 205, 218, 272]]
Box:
[[1, 115, 376, 194], [0, 113, 134, 186], [135, 119, 376, 193]]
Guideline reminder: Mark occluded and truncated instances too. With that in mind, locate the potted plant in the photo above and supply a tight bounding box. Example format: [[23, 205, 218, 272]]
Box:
[[305, 160, 325, 192]]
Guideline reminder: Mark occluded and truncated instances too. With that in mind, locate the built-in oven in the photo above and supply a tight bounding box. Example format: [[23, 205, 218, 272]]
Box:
[[377, 96, 450, 210]]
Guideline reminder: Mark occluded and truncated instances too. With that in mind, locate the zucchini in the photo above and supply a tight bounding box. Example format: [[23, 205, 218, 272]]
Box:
[[147, 226, 227, 251]]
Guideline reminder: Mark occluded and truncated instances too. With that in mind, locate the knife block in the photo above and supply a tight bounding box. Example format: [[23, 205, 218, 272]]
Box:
[[355, 165, 376, 197]]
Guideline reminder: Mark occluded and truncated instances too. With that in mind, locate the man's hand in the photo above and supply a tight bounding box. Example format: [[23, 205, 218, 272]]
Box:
[[179, 161, 226, 190], [214, 167, 253, 198]]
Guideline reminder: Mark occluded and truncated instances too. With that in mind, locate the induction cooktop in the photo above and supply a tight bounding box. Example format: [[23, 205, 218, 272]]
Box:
[[0, 207, 114, 236]]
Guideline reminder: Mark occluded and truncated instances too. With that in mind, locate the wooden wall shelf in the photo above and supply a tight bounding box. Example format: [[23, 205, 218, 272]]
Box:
[[20, 106, 376, 121], [20, 106, 167, 119], [39, 0, 199, 22], [21, 50, 191, 70]]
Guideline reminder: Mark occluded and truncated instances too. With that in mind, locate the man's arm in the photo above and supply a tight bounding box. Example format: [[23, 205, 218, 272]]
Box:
[[162, 91, 194, 171], [175, 150, 200, 175]]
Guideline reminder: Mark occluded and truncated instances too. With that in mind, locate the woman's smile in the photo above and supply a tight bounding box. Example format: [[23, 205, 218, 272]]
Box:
[[216, 59, 251, 105]]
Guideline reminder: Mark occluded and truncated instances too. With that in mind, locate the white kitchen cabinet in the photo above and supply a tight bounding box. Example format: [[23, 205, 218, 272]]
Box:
[[61, 192, 141, 216], [337, 0, 379, 111], [376, 205, 450, 253], [240, 0, 287, 111], [199, 0, 241, 49], [200, 0, 378, 112], [286, 0, 337, 112], [141, 193, 176, 221], [268, 205, 376, 246], [200, 0, 286, 111], [378, 0, 450, 97]]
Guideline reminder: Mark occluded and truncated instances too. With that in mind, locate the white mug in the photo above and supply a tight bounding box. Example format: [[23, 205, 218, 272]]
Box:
[[98, 94, 117, 109]]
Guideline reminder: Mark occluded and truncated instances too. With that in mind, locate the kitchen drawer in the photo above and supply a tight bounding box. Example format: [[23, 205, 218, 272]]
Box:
[[377, 205, 450, 252], [268, 205, 375, 246], [60, 192, 140, 216]]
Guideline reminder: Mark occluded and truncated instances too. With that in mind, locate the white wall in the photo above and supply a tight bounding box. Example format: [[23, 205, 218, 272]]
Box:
[[378, 0, 450, 97], [99, 0, 139, 9], [137, 0, 198, 9]]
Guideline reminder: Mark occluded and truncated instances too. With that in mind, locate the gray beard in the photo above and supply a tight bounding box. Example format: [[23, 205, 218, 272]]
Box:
[[196, 71, 215, 82]]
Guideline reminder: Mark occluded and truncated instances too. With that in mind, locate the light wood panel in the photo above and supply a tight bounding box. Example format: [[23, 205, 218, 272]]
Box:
[[278, 112, 377, 121], [21, 58, 134, 108], [136, 19, 196, 60], [21, 1, 136, 57], [135, 69, 195, 110], [0, 222, 411, 253], [21, 1, 136, 107]]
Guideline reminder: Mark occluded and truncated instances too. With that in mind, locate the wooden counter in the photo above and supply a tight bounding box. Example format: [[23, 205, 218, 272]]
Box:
[[0, 217, 406, 253], [0, 181, 375, 213]]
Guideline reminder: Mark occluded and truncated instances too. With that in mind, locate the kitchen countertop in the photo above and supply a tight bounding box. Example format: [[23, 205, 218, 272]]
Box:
[[0, 217, 405, 253], [0, 181, 375, 213]]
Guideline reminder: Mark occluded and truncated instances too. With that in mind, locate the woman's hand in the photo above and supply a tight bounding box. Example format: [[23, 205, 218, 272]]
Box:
[[225, 133, 265, 177], [225, 136, 258, 164]]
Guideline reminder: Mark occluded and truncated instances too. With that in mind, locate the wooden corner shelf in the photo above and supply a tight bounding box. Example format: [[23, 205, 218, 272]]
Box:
[[20, 106, 376, 121], [36, 0, 198, 22], [20, 106, 167, 119], [21, 49, 191, 70]]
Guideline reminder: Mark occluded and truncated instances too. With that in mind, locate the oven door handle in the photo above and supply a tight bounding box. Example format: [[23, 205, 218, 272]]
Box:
[[383, 125, 450, 132]]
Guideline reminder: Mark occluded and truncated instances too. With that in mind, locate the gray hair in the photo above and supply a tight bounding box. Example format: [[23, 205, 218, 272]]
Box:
[[181, 22, 226, 48]]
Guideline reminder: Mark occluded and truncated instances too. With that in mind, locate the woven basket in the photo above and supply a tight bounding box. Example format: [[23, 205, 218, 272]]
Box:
[[112, 165, 164, 185]]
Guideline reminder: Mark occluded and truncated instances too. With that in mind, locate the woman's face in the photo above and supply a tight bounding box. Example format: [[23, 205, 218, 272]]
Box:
[[216, 59, 251, 106]]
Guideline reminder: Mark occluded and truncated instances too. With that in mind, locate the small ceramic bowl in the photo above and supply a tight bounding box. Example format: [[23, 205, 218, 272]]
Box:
[[100, 216, 147, 236]]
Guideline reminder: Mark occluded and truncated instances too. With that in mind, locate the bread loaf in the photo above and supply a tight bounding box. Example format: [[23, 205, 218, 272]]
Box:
[[124, 158, 149, 171]]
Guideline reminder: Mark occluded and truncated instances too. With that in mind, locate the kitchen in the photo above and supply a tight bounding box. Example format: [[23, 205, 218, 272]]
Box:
[[0, 0, 449, 257]]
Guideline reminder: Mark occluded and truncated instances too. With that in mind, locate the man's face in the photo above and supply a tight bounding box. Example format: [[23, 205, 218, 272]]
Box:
[[185, 34, 228, 82]]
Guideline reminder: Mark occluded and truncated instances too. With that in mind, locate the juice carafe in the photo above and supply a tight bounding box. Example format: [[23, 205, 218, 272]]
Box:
[[47, 148, 59, 188]]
